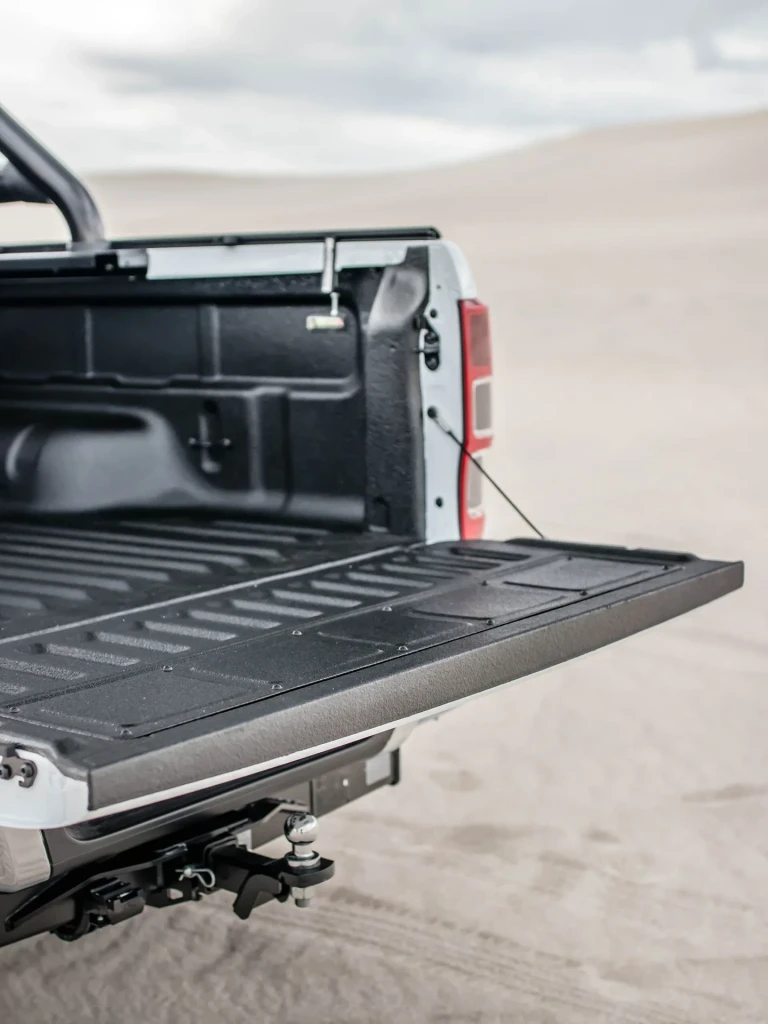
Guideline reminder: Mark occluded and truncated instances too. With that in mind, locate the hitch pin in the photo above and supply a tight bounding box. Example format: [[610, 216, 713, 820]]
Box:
[[177, 865, 216, 890]]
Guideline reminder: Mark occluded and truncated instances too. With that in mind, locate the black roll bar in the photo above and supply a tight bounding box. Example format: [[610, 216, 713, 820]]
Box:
[[0, 103, 105, 246]]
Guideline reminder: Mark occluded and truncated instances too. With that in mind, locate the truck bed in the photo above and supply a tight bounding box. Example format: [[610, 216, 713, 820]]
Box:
[[0, 519, 741, 828], [0, 516, 391, 639]]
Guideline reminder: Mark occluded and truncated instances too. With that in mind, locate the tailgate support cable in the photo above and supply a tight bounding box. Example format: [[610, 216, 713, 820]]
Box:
[[427, 406, 545, 539]]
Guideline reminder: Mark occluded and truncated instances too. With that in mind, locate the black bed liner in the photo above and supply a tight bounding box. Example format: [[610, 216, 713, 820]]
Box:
[[0, 523, 742, 811], [0, 517, 391, 640]]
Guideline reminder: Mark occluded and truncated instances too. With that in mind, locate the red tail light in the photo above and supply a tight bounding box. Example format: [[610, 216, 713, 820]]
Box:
[[458, 299, 492, 539]]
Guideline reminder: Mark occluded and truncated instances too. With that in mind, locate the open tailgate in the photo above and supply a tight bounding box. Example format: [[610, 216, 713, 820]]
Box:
[[0, 535, 742, 827]]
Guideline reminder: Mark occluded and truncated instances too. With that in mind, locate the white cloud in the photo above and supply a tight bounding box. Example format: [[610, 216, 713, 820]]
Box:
[[1, 0, 767, 174]]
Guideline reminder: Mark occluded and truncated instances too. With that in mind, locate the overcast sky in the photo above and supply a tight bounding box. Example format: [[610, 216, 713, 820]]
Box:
[[2, 0, 768, 174]]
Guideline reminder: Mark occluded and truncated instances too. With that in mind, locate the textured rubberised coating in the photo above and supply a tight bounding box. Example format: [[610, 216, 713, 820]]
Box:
[[0, 525, 742, 811]]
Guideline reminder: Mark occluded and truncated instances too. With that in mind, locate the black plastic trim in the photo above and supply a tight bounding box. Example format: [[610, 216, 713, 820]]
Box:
[[0, 227, 441, 256], [44, 732, 390, 873], [364, 247, 429, 535]]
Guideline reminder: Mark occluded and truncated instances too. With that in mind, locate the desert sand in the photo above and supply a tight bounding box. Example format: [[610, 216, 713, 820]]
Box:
[[1, 110, 767, 1023]]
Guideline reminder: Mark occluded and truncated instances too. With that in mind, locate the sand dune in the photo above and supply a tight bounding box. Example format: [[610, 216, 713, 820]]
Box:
[[1, 111, 767, 1023]]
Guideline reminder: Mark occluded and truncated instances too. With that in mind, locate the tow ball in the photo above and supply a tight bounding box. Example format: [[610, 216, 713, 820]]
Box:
[[212, 812, 335, 918]]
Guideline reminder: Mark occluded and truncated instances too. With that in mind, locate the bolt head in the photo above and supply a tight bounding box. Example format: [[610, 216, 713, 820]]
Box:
[[284, 811, 318, 846]]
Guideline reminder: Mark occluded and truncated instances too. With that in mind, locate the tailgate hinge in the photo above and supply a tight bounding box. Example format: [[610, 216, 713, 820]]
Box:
[[416, 312, 441, 370], [0, 745, 37, 789]]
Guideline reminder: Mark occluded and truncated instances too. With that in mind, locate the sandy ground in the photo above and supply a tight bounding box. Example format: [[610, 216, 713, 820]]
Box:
[[1, 110, 767, 1023]]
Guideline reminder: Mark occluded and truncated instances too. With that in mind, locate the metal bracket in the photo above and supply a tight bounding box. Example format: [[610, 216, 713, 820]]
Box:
[[307, 236, 345, 331], [416, 312, 441, 369], [0, 747, 37, 789]]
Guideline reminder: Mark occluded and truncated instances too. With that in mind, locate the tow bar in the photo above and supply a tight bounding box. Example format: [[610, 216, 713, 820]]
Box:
[[6, 806, 335, 942]]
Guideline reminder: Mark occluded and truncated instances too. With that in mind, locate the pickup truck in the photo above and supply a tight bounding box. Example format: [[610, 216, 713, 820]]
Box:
[[0, 104, 743, 947]]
